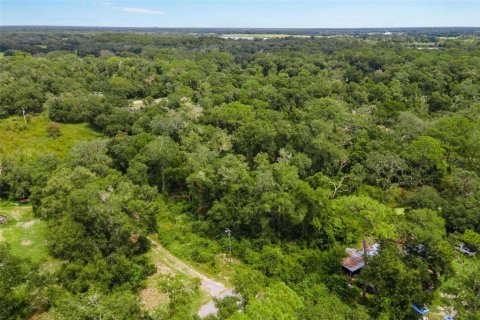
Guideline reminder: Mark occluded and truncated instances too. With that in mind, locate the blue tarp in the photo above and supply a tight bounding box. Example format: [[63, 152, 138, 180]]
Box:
[[412, 304, 429, 315], [444, 316, 454, 320]]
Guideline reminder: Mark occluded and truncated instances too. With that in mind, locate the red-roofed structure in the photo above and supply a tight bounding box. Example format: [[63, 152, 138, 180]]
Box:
[[341, 243, 380, 275]]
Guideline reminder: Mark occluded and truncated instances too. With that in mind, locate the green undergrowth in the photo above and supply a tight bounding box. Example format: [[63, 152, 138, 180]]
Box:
[[0, 113, 102, 158], [156, 200, 240, 287], [428, 254, 480, 320]]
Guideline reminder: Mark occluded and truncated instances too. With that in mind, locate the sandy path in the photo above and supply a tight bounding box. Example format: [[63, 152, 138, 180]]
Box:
[[148, 237, 236, 318]]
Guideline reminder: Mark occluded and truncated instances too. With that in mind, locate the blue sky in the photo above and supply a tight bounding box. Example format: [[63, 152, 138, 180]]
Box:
[[1, 1, 479, 28]]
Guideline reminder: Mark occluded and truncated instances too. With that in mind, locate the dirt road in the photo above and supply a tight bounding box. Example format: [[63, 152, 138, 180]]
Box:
[[148, 237, 236, 318]]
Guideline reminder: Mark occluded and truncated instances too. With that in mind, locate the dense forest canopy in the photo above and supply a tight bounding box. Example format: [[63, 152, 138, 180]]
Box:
[[0, 28, 479, 320]]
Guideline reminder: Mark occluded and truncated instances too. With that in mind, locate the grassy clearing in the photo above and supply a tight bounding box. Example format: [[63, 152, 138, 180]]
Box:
[[0, 202, 60, 320], [0, 201, 49, 263], [0, 114, 102, 158], [140, 234, 175, 311]]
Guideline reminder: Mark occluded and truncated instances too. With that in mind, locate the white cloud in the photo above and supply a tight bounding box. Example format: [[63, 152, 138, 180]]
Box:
[[121, 7, 164, 15], [100, 2, 164, 15]]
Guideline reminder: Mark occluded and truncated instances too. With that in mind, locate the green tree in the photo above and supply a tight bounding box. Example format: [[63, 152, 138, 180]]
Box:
[[330, 195, 397, 244], [49, 288, 145, 320], [68, 140, 112, 176], [401, 209, 454, 277], [405, 135, 446, 185], [137, 136, 180, 194], [157, 274, 200, 319], [359, 241, 431, 319], [0, 244, 35, 319]]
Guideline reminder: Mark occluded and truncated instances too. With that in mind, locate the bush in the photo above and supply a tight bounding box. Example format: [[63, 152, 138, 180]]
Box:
[[461, 230, 480, 250], [46, 121, 62, 137]]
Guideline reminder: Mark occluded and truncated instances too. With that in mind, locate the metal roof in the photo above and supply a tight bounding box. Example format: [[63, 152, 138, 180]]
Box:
[[412, 304, 429, 315], [341, 243, 380, 273]]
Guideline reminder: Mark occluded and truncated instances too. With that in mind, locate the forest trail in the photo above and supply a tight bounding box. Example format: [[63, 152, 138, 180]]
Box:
[[146, 236, 236, 318]]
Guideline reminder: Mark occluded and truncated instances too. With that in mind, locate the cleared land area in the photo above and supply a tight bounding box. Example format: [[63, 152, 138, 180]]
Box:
[[0, 114, 102, 158], [0, 201, 49, 263], [141, 230, 236, 318]]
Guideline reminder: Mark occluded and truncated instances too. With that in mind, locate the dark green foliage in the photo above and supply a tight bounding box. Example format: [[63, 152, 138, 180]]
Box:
[[213, 296, 242, 320], [461, 230, 480, 250], [48, 287, 147, 320], [401, 209, 454, 277], [0, 153, 59, 200], [156, 274, 201, 319], [402, 186, 445, 210], [298, 282, 370, 320], [0, 244, 47, 319], [47, 93, 106, 123], [39, 167, 158, 260], [0, 244, 32, 319], [1, 30, 479, 319], [359, 241, 432, 319]]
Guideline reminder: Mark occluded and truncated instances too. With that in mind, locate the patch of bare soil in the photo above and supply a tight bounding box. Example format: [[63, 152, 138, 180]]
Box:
[[21, 219, 39, 228], [21, 239, 32, 246], [140, 287, 169, 310]]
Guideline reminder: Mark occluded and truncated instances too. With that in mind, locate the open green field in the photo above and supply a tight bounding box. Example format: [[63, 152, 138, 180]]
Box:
[[0, 201, 49, 263], [0, 114, 102, 158]]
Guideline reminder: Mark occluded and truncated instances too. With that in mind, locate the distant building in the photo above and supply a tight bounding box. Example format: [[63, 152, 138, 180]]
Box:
[[341, 243, 380, 275], [455, 243, 476, 256]]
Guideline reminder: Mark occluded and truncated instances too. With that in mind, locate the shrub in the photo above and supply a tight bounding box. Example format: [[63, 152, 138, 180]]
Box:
[[46, 122, 62, 138], [462, 230, 480, 250]]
